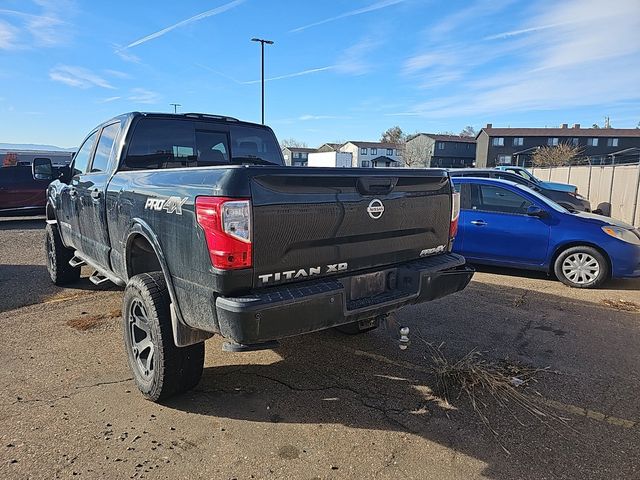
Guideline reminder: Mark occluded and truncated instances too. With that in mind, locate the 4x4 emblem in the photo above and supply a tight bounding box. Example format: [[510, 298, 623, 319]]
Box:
[[367, 198, 384, 219]]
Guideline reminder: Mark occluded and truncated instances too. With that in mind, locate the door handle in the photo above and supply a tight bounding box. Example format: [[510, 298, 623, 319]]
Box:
[[91, 189, 101, 200], [470, 220, 487, 226]]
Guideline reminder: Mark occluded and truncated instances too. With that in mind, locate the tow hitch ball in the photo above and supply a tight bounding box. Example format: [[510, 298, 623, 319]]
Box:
[[399, 326, 410, 350]]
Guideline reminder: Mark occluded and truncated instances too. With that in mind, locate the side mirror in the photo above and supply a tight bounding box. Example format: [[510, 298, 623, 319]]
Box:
[[526, 205, 548, 218], [57, 165, 72, 183], [32, 157, 53, 181]]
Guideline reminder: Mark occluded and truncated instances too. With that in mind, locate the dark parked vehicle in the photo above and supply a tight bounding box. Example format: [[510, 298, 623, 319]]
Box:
[[39, 112, 473, 401], [451, 177, 640, 288], [448, 168, 591, 212], [1, 151, 73, 216]]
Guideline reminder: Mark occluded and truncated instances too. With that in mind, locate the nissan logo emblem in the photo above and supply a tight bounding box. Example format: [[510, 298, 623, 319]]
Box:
[[367, 198, 385, 219]]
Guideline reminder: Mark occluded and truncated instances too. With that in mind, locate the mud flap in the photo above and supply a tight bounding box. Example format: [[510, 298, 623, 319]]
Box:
[[170, 303, 213, 347]]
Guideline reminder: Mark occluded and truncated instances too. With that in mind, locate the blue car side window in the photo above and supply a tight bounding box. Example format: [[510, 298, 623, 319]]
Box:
[[476, 185, 532, 215]]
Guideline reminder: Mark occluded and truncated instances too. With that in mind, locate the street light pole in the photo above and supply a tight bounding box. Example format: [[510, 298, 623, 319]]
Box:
[[251, 38, 274, 124], [170, 103, 181, 114]]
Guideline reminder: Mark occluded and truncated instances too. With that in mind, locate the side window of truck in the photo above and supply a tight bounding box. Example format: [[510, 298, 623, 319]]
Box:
[[73, 130, 99, 176], [90, 122, 120, 173], [124, 119, 198, 170]]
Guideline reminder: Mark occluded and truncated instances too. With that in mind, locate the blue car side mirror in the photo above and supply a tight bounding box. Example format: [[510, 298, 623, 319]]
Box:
[[526, 205, 548, 218]]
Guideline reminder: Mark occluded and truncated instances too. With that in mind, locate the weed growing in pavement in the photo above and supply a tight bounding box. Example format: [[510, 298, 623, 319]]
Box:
[[417, 335, 573, 454]]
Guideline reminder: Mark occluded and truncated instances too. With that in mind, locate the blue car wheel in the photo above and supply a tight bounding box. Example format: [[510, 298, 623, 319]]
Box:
[[553, 246, 609, 289]]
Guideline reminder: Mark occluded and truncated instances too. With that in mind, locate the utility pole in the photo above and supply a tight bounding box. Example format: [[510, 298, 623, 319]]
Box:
[[170, 103, 182, 114], [251, 38, 274, 124]]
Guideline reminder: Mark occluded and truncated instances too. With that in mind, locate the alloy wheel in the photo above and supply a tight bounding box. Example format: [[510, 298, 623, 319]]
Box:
[[46, 233, 56, 274], [128, 299, 155, 380]]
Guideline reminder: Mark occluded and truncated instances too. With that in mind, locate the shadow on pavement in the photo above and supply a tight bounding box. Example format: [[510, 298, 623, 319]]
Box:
[[472, 263, 640, 291], [0, 264, 114, 312], [0, 217, 46, 231], [164, 280, 640, 479]]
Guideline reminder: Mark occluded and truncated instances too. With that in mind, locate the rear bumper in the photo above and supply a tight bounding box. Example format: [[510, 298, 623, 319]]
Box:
[[215, 253, 474, 344]]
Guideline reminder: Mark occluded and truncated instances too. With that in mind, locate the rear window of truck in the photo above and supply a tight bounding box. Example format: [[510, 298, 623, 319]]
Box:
[[122, 118, 283, 170]]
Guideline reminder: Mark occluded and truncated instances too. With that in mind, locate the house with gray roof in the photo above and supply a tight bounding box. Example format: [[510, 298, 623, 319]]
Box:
[[339, 141, 402, 168]]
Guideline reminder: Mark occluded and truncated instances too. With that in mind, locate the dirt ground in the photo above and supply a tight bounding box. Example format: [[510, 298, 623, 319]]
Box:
[[1, 216, 639, 479]]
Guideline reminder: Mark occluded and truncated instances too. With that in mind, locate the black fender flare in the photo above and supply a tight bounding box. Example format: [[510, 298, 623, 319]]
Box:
[[125, 218, 181, 316], [124, 219, 211, 347]]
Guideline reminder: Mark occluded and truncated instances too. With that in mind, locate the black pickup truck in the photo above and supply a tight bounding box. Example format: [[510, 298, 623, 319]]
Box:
[[38, 112, 473, 401]]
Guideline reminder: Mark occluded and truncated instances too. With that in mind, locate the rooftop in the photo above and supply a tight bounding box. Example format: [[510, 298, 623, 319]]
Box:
[[413, 133, 476, 143], [344, 141, 399, 149], [281, 147, 317, 153], [480, 124, 640, 138]]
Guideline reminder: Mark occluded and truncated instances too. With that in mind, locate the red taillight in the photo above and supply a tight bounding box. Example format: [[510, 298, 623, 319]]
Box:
[[450, 191, 460, 238], [195, 196, 252, 270]]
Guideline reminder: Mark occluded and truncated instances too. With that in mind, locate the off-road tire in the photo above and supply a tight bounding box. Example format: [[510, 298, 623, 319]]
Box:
[[122, 272, 205, 401], [554, 246, 609, 289], [45, 223, 80, 285]]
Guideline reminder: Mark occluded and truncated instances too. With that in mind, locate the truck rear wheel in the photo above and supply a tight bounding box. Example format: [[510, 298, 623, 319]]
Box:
[[122, 272, 204, 401], [45, 223, 80, 285]]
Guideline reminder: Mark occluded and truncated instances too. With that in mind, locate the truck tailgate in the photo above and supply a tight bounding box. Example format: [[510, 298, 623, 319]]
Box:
[[250, 170, 452, 287]]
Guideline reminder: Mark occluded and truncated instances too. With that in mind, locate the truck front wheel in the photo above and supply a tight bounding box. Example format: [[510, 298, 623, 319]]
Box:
[[122, 272, 204, 401], [45, 223, 80, 286]]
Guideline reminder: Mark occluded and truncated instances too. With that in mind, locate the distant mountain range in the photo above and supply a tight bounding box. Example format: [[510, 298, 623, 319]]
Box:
[[0, 143, 76, 152]]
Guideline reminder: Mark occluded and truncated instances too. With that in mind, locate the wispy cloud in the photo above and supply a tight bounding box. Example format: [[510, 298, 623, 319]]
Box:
[[299, 114, 349, 121], [122, 0, 244, 50], [290, 0, 406, 33], [202, 35, 382, 87], [104, 69, 130, 79], [398, 0, 640, 117], [114, 46, 141, 63], [195, 63, 244, 84], [334, 36, 383, 76], [483, 22, 571, 41], [98, 96, 122, 103], [0, 19, 19, 50], [0, 1, 72, 49], [242, 66, 334, 84], [49, 65, 115, 89], [128, 88, 160, 104]]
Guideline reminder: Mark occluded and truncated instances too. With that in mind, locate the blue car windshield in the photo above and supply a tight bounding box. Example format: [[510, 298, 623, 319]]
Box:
[[513, 183, 568, 213]]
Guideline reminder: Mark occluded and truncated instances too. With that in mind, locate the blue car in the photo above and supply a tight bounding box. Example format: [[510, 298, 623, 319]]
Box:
[[494, 166, 577, 194], [451, 177, 640, 288]]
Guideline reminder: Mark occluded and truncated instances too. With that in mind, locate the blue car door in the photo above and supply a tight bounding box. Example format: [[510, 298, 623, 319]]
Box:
[[457, 183, 550, 265]]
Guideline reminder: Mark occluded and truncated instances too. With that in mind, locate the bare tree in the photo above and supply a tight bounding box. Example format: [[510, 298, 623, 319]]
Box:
[[403, 134, 430, 168], [460, 125, 476, 137], [380, 126, 404, 144], [279, 138, 308, 148], [531, 143, 584, 167]]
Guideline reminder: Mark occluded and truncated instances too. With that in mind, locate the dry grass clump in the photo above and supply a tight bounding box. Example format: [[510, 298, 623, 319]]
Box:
[[601, 299, 640, 312], [67, 309, 121, 331], [419, 337, 570, 453]]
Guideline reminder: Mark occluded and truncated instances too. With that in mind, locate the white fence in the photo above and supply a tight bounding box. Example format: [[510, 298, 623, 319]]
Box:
[[531, 163, 640, 227]]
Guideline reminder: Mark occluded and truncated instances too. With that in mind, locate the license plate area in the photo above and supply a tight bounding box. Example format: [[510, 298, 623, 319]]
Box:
[[349, 271, 390, 301]]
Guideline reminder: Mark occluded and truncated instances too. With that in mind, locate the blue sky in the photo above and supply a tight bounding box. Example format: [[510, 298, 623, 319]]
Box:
[[1, 0, 639, 148]]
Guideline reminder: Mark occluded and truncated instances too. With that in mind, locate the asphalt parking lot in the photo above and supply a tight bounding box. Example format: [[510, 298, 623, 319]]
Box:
[[1, 217, 639, 480]]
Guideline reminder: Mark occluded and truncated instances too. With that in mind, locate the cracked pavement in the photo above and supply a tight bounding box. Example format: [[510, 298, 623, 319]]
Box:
[[1, 217, 639, 479]]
